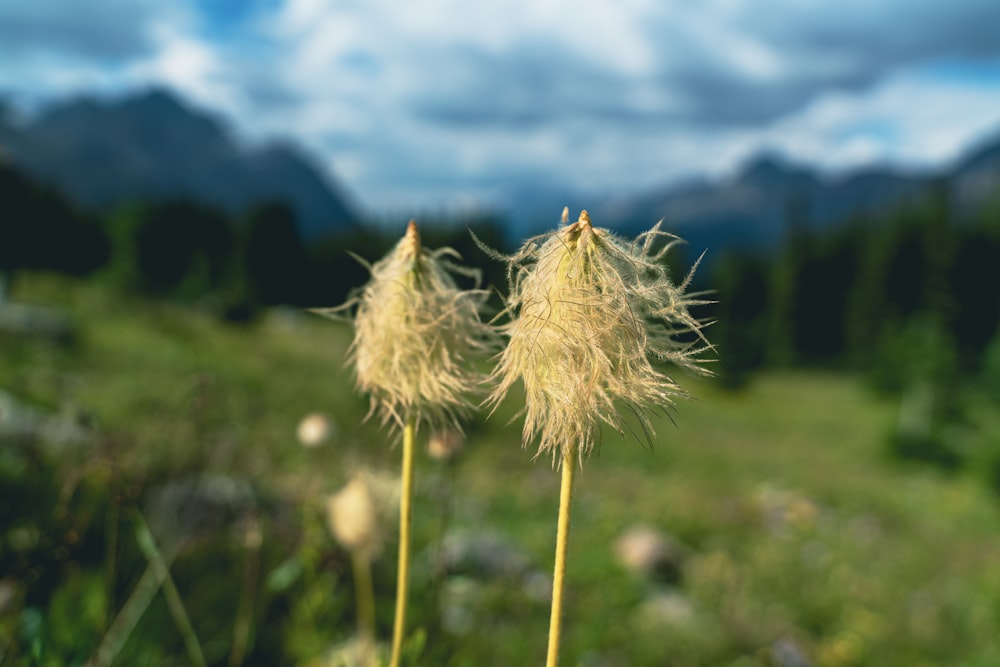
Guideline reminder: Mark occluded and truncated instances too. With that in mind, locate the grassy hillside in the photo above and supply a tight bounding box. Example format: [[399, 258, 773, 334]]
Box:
[[2, 273, 999, 666]]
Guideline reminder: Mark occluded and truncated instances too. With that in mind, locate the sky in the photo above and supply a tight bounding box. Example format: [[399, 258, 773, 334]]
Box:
[[2, 0, 1000, 216]]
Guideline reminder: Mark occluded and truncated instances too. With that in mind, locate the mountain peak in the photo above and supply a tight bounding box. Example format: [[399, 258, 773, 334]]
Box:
[[128, 86, 185, 108], [2, 86, 358, 238], [736, 152, 817, 188], [119, 86, 206, 123]]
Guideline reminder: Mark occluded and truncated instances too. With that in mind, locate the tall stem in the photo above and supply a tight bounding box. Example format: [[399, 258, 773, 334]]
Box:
[[546, 449, 577, 667], [389, 413, 417, 667], [352, 551, 376, 667]]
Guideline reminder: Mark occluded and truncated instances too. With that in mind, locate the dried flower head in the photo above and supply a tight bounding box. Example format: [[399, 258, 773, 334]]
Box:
[[326, 470, 399, 558], [317, 221, 495, 432], [427, 428, 465, 461], [296, 412, 335, 448], [485, 208, 713, 464]]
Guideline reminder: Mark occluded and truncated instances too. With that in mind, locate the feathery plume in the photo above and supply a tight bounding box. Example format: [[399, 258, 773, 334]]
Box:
[[315, 220, 495, 667], [486, 208, 713, 463], [316, 220, 495, 433]]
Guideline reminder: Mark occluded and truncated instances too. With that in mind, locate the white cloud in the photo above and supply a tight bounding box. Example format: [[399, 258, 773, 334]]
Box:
[[124, 19, 236, 113], [2, 0, 1000, 212], [764, 69, 1000, 174]]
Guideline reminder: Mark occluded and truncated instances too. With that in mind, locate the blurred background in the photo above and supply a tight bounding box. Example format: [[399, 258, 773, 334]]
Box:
[[2, 1, 1000, 665]]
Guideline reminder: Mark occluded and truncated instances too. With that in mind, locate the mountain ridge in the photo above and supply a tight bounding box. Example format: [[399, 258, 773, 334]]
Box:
[[0, 87, 358, 239], [2, 85, 998, 257], [584, 131, 1000, 265]]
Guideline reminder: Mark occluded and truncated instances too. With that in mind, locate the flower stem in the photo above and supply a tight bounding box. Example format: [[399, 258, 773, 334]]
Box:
[[352, 551, 376, 667], [546, 448, 577, 667], [134, 511, 206, 667], [389, 413, 417, 667]]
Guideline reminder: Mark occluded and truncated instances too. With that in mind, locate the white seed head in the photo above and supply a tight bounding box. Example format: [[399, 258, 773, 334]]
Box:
[[427, 428, 465, 461], [324, 220, 495, 433], [326, 470, 399, 557], [296, 412, 335, 448], [486, 210, 713, 464]]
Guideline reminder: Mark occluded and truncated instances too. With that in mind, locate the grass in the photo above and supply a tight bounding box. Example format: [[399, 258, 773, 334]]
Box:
[[3, 272, 1000, 666]]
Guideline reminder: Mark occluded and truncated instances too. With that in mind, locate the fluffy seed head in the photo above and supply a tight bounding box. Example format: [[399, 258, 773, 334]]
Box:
[[322, 221, 494, 433], [326, 470, 399, 558], [296, 412, 335, 448], [427, 428, 465, 461], [486, 208, 713, 464]]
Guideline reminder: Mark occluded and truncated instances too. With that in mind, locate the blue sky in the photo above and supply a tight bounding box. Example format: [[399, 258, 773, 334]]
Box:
[[2, 0, 1000, 215]]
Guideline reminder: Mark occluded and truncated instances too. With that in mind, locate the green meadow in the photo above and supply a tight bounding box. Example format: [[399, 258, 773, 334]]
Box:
[[3, 272, 1000, 666]]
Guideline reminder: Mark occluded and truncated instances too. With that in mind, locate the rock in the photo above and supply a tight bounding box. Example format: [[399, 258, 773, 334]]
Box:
[[0, 302, 76, 345], [143, 474, 259, 548], [438, 530, 533, 581], [753, 485, 820, 534], [771, 638, 811, 667], [435, 529, 551, 614], [0, 578, 24, 615], [0, 389, 41, 443], [439, 576, 480, 635], [614, 525, 688, 585], [0, 389, 92, 449], [521, 569, 553, 603], [636, 590, 697, 628]]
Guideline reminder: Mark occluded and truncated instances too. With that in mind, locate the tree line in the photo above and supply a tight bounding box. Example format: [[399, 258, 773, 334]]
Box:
[[709, 181, 1000, 474], [4, 160, 1000, 393], [711, 182, 1000, 387], [0, 162, 509, 317]]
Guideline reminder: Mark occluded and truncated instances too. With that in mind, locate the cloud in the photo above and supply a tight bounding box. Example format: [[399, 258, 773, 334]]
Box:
[[263, 0, 1000, 136], [0, 0, 162, 62], [764, 66, 1000, 174], [737, 0, 1000, 62], [1, 0, 999, 210]]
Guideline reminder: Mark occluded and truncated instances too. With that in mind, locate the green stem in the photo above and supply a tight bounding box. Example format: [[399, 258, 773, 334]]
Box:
[[87, 560, 162, 667], [104, 495, 119, 628], [87, 513, 200, 667], [134, 512, 207, 667], [389, 413, 417, 667], [352, 551, 377, 667], [546, 449, 577, 667], [228, 522, 261, 667]]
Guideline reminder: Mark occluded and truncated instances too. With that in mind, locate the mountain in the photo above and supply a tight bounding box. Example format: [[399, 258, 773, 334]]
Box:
[[592, 154, 925, 260], [952, 132, 1000, 211], [0, 88, 358, 239], [587, 135, 1000, 264], [3, 85, 998, 255]]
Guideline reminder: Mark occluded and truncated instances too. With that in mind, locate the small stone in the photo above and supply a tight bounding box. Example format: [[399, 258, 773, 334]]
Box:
[[521, 570, 553, 603], [439, 576, 480, 635], [0, 302, 76, 345], [144, 474, 257, 546], [771, 638, 811, 667], [636, 590, 696, 628], [438, 530, 533, 580], [614, 525, 687, 585]]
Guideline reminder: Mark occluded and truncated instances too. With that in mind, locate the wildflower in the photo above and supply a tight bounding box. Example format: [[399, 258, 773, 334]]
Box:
[[486, 208, 712, 463], [315, 220, 495, 667], [326, 470, 399, 667], [326, 470, 398, 558], [483, 208, 713, 667], [317, 220, 495, 433]]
